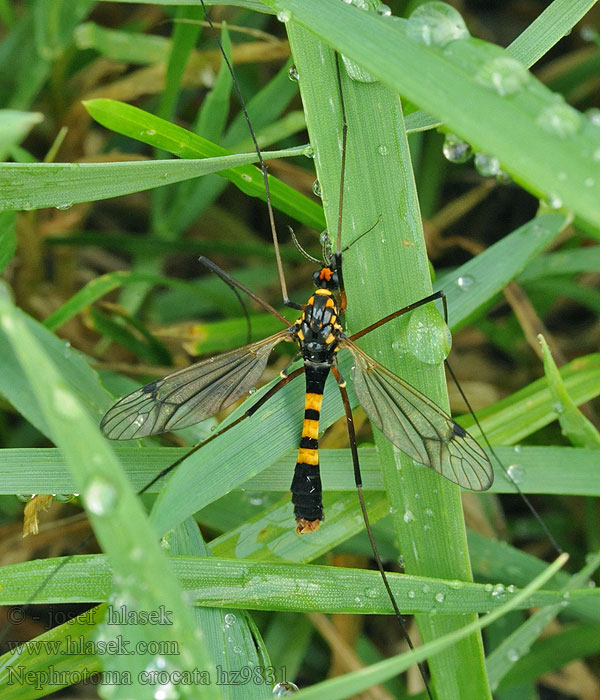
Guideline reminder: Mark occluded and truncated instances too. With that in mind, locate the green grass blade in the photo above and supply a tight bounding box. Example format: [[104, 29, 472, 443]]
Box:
[[0, 294, 222, 699], [285, 16, 490, 698], [84, 98, 325, 230], [0, 149, 300, 212], [263, 0, 600, 229], [486, 550, 600, 690]]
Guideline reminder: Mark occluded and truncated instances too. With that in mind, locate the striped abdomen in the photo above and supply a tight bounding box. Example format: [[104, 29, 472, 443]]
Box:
[[291, 363, 330, 534]]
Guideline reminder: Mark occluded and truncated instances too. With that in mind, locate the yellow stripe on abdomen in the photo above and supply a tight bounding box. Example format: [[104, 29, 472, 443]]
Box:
[[304, 392, 324, 412]]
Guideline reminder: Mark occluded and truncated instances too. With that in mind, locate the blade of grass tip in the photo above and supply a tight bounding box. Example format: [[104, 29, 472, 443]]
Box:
[[286, 15, 491, 700], [291, 553, 569, 700], [486, 549, 600, 691]]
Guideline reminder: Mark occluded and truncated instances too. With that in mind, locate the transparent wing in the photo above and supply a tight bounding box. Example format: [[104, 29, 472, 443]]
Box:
[[101, 329, 292, 440], [341, 338, 493, 491]]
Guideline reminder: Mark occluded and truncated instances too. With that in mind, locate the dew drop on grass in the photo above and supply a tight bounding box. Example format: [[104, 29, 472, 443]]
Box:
[[376, 3, 392, 16], [406, 2, 470, 47], [273, 681, 299, 696], [537, 100, 581, 138], [506, 464, 525, 483], [276, 10, 292, 22], [585, 107, 600, 126], [474, 152, 500, 177], [288, 65, 299, 82], [312, 179, 322, 198], [475, 56, 530, 96], [546, 192, 563, 209], [84, 477, 118, 516], [442, 133, 472, 163], [457, 274, 474, 291], [341, 54, 377, 83], [53, 387, 80, 418], [407, 304, 452, 365]]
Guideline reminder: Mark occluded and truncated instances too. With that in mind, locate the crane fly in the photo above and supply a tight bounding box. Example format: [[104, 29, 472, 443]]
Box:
[[100, 247, 493, 534]]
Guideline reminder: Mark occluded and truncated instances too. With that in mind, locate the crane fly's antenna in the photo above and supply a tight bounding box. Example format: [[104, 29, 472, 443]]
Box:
[[198, 0, 290, 306]]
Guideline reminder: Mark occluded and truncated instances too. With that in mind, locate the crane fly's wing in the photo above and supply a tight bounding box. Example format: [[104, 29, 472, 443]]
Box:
[[101, 329, 292, 440], [341, 338, 493, 491]]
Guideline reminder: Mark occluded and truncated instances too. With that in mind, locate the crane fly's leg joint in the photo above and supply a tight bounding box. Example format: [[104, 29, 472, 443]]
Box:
[[280, 352, 301, 379]]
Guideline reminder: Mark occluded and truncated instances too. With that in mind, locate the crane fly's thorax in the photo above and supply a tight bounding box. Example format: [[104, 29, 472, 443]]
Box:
[[294, 289, 343, 364]]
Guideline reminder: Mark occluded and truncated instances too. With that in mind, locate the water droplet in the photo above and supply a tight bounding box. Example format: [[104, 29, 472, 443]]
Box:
[[16, 493, 35, 502], [537, 100, 581, 138], [456, 275, 474, 293], [364, 587, 378, 598], [241, 173, 252, 183], [496, 170, 512, 184], [484, 583, 493, 592], [133, 414, 146, 428], [55, 202, 73, 211], [552, 400, 564, 414], [507, 648, 520, 662], [491, 583, 506, 599], [53, 493, 76, 503], [276, 10, 292, 22], [474, 152, 500, 177], [475, 56, 530, 96], [288, 65, 299, 82], [224, 613, 237, 625], [425, 508, 434, 517], [580, 26, 597, 42], [376, 3, 392, 16], [312, 179, 322, 197], [84, 477, 118, 516], [303, 144, 314, 158], [585, 107, 600, 126], [378, 144, 388, 156], [273, 681, 299, 696], [442, 133, 472, 163], [434, 592, 445, 603], [546, 192, 563, 209], [408, 590, 416, 598], [506, 464, 524, 484], [53, 387, 80, 418], [407, 304, 452, 365], [406, 2, 470, 47], [403, 510, 415, 523], [341, 54, 377, 83]]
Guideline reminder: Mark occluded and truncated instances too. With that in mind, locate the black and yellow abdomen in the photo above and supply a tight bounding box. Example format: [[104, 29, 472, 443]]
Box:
[[291, 287, 344, 534], [291, 363, 329, 533]]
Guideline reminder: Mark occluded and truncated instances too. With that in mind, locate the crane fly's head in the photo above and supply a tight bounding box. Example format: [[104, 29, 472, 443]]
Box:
[[313, 264, 339, 291]]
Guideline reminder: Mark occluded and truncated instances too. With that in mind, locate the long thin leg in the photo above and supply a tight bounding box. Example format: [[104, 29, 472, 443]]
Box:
[[198, 0, 292, 307], [139, 365, 305, 495], [331, 365, 433, 700], [199, 256, 292, 327], [349, 290, 445, 342]]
